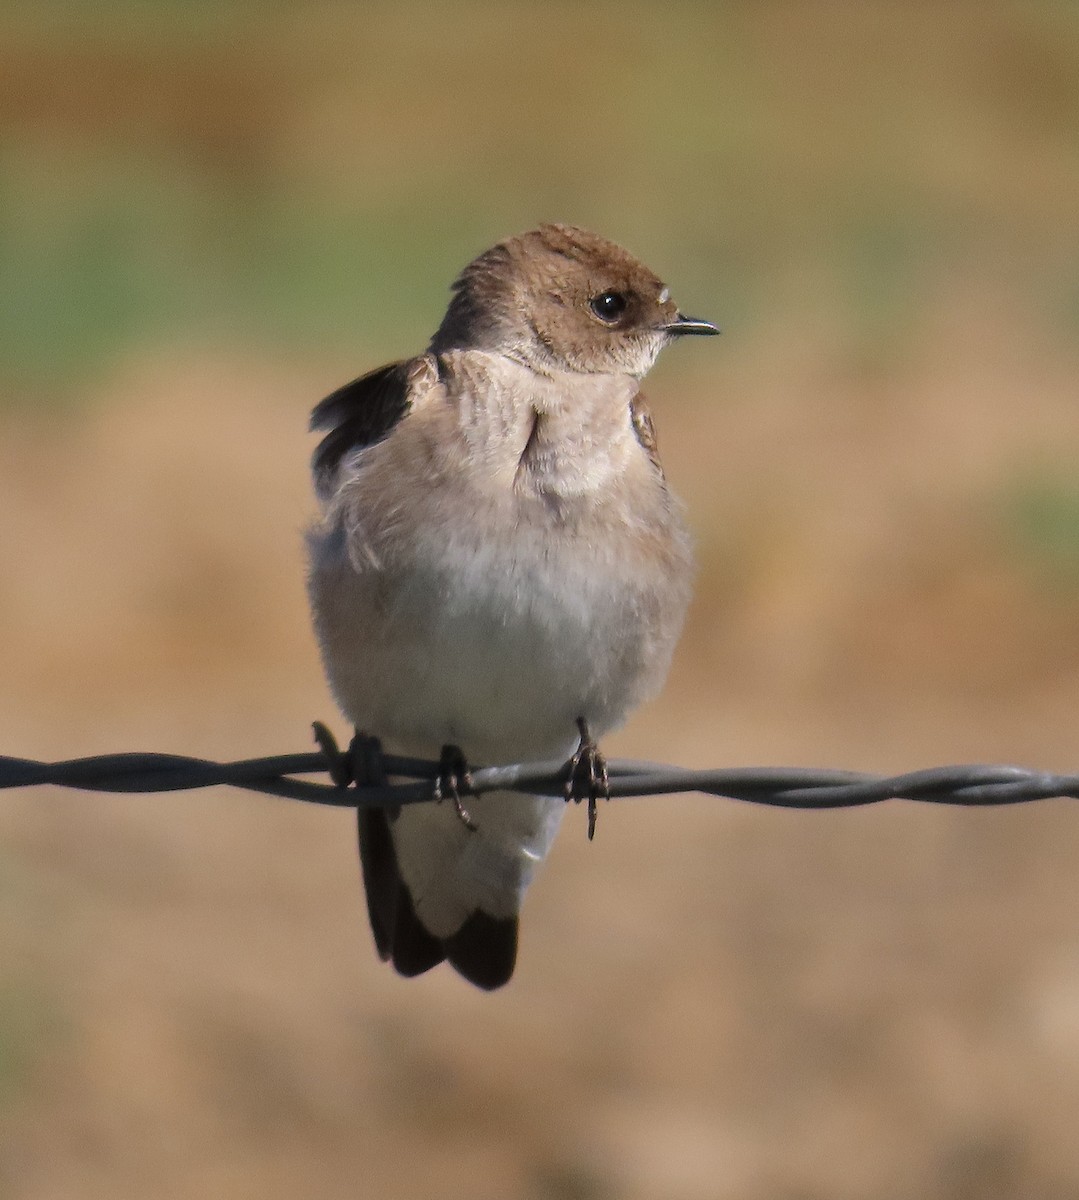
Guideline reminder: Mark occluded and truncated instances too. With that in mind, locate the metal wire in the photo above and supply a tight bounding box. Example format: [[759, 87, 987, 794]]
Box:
[[2, 728, 1078, 811]]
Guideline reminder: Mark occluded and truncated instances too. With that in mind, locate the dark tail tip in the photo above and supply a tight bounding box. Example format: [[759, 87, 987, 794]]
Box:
[[445, 911, 518, 990], [359, 807, 518, 988]]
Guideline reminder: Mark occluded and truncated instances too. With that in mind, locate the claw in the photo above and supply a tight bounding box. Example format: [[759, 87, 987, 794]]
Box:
[[564, 717, 609, 841], [434, 744, 477, 831]]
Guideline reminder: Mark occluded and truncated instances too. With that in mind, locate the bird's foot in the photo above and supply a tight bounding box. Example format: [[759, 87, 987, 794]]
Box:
[[347, 729, 386, 789], [564, 717, 609, 841], [313, 721, 385, 789], [434, 743, 477, 831]]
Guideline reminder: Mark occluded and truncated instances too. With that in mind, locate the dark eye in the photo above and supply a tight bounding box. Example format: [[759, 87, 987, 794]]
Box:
[[589, 290, 628, 323]]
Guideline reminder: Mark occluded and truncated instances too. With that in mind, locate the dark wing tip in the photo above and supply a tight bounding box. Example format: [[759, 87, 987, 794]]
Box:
[[357, 807, 397, 960], [445, 911, 518, 991], [358, 807, 446, 976]]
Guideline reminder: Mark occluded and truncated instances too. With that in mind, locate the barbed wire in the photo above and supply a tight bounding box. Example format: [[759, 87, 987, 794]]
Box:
[[2, 725, 1078, 811]]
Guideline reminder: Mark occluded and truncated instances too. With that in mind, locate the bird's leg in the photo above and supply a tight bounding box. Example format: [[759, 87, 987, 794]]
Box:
[[434, 743, 477, 831], [348, 730, 386, 789], [564, 717, 610, 841], [315, 722, 394, 863]]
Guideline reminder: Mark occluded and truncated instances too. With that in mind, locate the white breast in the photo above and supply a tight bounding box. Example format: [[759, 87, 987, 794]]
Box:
[[306, 350, 693, 764]]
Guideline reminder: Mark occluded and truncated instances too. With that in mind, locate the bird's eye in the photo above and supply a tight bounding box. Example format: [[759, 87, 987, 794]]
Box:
[[589, 291, 628, 323]]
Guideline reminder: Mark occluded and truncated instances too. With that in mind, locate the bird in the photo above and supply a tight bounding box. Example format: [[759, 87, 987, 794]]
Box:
[[306, 223, 717, 989]]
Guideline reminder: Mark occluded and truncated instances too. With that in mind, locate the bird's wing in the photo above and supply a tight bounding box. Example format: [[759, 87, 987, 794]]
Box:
[[629, 389, 664, 474], [310, 356, 439, 499]]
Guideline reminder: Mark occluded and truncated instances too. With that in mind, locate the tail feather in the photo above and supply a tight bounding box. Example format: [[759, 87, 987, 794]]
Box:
[[445, 911, 518, 990], [358, 807, 518, 988], [389, 878, 447, 977]]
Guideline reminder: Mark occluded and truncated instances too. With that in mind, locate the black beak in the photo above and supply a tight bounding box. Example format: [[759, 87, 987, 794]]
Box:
[[664, 313, 720, 336]]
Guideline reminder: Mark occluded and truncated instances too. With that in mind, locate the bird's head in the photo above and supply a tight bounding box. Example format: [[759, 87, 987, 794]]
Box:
[[430, 223, 717, 378]]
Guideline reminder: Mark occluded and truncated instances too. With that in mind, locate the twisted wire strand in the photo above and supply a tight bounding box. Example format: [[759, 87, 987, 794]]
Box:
[[2, 730, 1078, 811]]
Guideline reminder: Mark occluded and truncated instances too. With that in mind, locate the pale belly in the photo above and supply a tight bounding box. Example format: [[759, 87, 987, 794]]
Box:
[[307, 518, 674, 764]]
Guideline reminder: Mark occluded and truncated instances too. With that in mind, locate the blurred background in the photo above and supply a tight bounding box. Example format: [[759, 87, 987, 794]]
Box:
[[3, 2, 1079, 1197]]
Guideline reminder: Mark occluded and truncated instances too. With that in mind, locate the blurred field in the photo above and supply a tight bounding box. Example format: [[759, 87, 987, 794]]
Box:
[[3, 4, 1079, 1198]]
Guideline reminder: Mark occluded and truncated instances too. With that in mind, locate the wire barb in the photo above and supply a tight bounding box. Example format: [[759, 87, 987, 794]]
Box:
[[2, 729, 1079, 813]]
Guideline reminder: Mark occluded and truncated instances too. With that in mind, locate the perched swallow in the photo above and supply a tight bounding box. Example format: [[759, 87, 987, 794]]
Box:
[[307, 224, 716, 988]]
